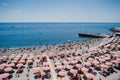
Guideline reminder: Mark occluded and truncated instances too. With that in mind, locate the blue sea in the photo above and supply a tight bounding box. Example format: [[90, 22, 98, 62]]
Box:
[[0, 22, 120, 48]]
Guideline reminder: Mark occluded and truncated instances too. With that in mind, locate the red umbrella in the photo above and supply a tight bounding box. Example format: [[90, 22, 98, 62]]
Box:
[[43, 67, 50, 71], [75, 64, 82, 68], [56, 65, 64, 70], [63, 61, 69, 65], [17, 63, 23, 68], [0, 73, 9, 79], [61, 77, 70, 80], [28, 56, 34, 60], [55, 62, 61, 66], [85, 73, 95, 79], [34, 67, 41, 73], [75, 56, 81, 60], [58, 71, 66, 77], [4, 67, 13, 72], [104, 57, 110, 60], [59, 52, 65, 55], [36, 55, 41, 59], [117, 58, 120, 61], [88, 58, 94, 61], [41, 53, 47, 58], [71, 60, 77, 64], [9, 55, 14, 59], [0, 63, 7, 68], [76, 51, 81, 55], [105, 62, 112, 66], [81, 67, 88, 72], [28, 60, 33, 63], [21, 57, 27, 60], [70, 69, 77, 74], [66, 65, 73, 70], [35, 59, 40, 63], [19, 60, 25, 64], [11, 60, 17, 63], [67, 57, 73, 61], [84, 62, 91, 66], [92, 60, 99, 65], [100, 64, 108, 68], [6, 63, 15, 67], [99, 59, 105, 62], [43, 62, 49, 67], [112, 60, 120, 64]]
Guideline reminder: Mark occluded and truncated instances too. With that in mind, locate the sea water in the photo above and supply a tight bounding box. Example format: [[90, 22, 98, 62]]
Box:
[[0, 22, 120, 48]]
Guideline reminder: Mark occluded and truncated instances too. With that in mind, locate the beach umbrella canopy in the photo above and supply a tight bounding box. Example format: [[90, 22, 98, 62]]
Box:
[[41, 53, 47, 58], [63, 61, 69, 65], [117, 58, 120, 61], [85, 73, 95, 79], [104, 57, 110, 60], [76, 51, 81, 55], [71, 60, 78, 64], [6, 63, 15, 67], [66, 65, 73, 70], [75, 64, 82, 68], [112, 60, 120, 64], [59, 52, 65, 55], [36, 55, 41, 59], [56, 65, 64, 70], [67, 57, 73, 61], [28, 56, 34, 60], [100, 64, 108, 68], [27, 60, 33, 63], [35, 59, 40, 63], [75, 56, 81, 60], [0, 73, 9, 79], [92, 60, 99, 65], [84, 62, 91, 66], [2, 56, 8, 59], [17, 63, 23, 68], [34, 67, 41, 73], [61, 77, 70, 80], [11, 60, 17, 63], [0, 57, 3, 60], [49, 52, 55, 57], [81, 67, 88, 72], [70, 69, 77, 74], [58, 71, 66, 77], [21, 57, 27, 60], [55, 62, 61, 66], [9, 55, 14, 59], [99, 58, 105, 62], [19, 60, 25, 64], [43, 67, 50, 71], [14, 57, 19, 61], [105, 62, 112, 66], [0, 63, 7, 68], [43, 62, 49, 67], [4, 67, 13, 72]]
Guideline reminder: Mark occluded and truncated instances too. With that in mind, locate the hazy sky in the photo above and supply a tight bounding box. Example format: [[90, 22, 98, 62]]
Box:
[[0, 0, 120, 22]]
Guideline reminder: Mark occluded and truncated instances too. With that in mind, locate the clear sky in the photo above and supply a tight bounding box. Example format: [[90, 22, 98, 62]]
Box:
[[0, 0, 120, 22]]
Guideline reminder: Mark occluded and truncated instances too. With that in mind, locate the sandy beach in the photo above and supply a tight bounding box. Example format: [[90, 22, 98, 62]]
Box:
[[0, 34, 120, 80]]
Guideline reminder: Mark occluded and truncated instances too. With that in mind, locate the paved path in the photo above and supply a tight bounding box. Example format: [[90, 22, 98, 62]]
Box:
[[46, 56, 57, 80]]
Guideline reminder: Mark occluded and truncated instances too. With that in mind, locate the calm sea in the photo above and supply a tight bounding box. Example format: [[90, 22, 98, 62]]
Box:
[[0, 22, 120, 48]]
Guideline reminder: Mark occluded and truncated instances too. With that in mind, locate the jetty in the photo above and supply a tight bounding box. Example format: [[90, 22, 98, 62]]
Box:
[[78, 33, 109, 38], [109, 27, 120, 32]]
